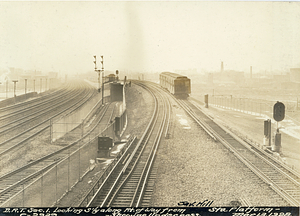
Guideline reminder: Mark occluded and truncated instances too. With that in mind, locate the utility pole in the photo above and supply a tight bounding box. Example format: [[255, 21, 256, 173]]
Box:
[[45, 78, 48, 91], [12, 80, 18, 97], [40, 78, 42, 93], [25, 79, 27, 94], [33, 79, 36, 92], [93, 55, 104, 104], [6, 79, 8, 99]]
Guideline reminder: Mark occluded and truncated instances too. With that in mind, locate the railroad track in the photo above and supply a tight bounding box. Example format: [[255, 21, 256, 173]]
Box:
[[176, 98, 300, 206], [0, 85, 67, 115], [0, 88, 79, 131], [0, 100, 120, 206], [78, 81, 171, 207], [0, 82, 97, 157], [0, 85, 70, 124], [0, 81, 93, 136]]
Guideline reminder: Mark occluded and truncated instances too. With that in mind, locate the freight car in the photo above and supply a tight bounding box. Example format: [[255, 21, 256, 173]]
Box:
[[159, 72, 191, 98]]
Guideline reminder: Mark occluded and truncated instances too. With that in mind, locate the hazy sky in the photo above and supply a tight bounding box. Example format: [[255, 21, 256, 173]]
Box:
[[0, 1, 300, 75]]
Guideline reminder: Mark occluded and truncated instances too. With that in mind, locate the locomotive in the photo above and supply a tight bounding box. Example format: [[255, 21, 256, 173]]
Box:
[[159, 72, 191, 98]]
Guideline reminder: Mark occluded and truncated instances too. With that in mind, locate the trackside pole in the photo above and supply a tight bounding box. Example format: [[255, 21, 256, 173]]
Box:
[[50, 119, 53, 144], [272, 129, 281, 153], [263, 119, 271, 148], [271, 101, 285, 153], [204, 94, 208, 108]]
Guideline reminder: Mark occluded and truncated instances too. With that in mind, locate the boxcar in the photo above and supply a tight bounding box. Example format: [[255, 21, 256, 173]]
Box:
[[159, 72, 191, 98]]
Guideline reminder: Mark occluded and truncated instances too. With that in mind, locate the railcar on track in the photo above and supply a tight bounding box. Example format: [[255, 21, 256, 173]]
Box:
[[159, 72, 191, 98]]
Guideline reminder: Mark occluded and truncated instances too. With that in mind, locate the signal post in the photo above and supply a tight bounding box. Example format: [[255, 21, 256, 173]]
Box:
[[93, 55, 104, 104], [263, 119, 271, 147], [263, 101, 285, 153], [272, 101, 285, 153]]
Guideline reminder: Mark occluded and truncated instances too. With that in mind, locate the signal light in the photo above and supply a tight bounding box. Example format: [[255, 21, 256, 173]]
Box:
[[273, 102, 285, 122]]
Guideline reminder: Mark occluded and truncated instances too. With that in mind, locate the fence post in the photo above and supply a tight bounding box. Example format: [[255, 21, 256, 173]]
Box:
[[79, 120, 84, 181], [50, 119, 53, 144], [55, 164, 58, 205], [78, 141, 81, 181], [41, 173, 44, 207], [22, 184, 25, 207], [68, 149, 70, 191]]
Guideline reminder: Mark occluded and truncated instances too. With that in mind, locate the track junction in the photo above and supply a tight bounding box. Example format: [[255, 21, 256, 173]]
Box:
[[0, 78, 299, 207]]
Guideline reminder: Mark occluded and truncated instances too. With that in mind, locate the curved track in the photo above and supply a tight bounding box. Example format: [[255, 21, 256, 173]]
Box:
[[0, 81, 96, 157], [0, 100, 120, 206], [176, 97, 300, 206], [79, 81, 171, 207], [0, 85, 71, 125]]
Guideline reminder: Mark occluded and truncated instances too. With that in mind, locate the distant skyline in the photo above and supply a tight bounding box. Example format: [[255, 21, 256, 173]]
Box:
[[0, 1, 300, 75]]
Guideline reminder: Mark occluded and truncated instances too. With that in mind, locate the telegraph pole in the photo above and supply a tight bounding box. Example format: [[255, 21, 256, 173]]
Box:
[[6, 79, 8, 99], [12, 80, 18, 97], [93, 55, 104, 104], [33, 79, 36, 92], [40, 78, 42, 93], [25, 79, 27, 94]]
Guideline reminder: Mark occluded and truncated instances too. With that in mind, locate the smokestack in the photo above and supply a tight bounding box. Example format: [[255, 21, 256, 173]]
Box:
[[221, 61, 224, 73], [250, 66, 252, 79]]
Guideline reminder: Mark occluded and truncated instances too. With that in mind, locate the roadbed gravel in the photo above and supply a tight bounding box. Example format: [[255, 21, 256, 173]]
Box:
[[150, 97, 288, 206], [57, 83, 154, 206]]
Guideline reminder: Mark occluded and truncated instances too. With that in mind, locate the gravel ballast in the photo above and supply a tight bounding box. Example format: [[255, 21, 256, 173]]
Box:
[[151, 98, 288, 206], [57, 83, 154, 206], [54, 83, 289, 207]]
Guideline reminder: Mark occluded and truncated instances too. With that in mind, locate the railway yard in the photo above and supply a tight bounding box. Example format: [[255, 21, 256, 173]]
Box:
[[0, 75, 299, 208]]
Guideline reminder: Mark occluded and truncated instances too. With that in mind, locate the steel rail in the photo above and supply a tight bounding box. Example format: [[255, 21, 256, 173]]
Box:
[[178, 98, 299, 206], [0, 99, 94, 157], [0, 81, 88, 128], [0, 84, 69, 113], [0, 102, 109, 181], [177, 99, 217, 141], [113, 82, 168, 207], [164, 91, 172, 138], [0, 85, 96, 154], [0, 89, 87, 136], [85, 81, 158, 207], [78, 136, 137, 207], [134, 84, 169, 207], [102, 83, 159, 207], [0, 101, 114, 205], [135, 81, 172, 140], [189, 98, 300, 181], [0, 84, 73, 120]]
